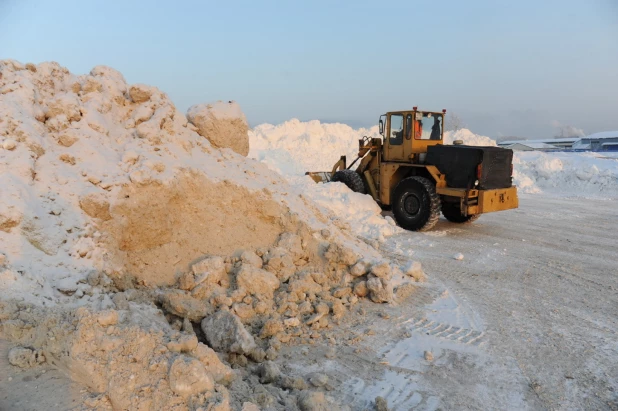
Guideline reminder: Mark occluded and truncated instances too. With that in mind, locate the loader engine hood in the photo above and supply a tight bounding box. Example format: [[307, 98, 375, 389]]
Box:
[[426, 145, 514, 190]]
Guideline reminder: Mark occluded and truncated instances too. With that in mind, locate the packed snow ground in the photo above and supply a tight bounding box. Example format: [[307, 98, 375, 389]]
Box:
[[375, 195, 618, 410]]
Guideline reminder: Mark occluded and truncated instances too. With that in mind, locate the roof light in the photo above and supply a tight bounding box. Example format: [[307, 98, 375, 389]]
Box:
[[413, 106, 418, 111], [442, 109, 447, 113]]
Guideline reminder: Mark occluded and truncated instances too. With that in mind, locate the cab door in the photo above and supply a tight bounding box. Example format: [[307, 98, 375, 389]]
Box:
[[384, 113, 405, 162], [402, 112, 414, 160]]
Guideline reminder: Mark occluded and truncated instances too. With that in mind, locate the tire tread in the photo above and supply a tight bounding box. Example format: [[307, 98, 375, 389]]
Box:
[[331, 170, 366, 194], [442, 202, 480, 224], [392, 176, 440, 231]]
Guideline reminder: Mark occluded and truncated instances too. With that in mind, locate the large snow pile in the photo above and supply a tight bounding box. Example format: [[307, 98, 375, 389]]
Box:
[[250, 121, 618, 199], [0, 60, 278, 300], [0, 60, 427, 410]]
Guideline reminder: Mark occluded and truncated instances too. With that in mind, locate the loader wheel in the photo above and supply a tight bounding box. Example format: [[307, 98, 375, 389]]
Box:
[[392, 177, 440, 231], [331, 170, 366, 194], [441, 203, 481, 224]]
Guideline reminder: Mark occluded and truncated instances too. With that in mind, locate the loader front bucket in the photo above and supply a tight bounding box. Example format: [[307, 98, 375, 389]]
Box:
[[305, 171, 332, 183], [305, 155, 347, 183]]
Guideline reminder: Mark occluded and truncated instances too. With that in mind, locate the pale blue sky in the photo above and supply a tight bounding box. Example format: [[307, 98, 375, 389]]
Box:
[[1, 0, 617, 138]]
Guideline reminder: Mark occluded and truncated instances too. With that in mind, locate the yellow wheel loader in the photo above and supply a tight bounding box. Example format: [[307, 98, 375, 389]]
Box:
[[306, 108, 519, 231]]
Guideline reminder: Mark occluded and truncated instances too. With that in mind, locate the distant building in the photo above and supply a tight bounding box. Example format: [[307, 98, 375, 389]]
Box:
[[504, 142, 559, 152], [498, 137, 578, 150], [572, 131, 618, 152]]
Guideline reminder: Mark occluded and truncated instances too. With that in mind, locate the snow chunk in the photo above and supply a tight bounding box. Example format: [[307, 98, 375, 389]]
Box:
[[2, 139, 17, 150], [129, 84, 154, 103], [236, 265, 280, 297], [8, 346, 44, 368], [186, 101, 249, 156], [201, 310, 257, 355], [168, 355, 214, 398]]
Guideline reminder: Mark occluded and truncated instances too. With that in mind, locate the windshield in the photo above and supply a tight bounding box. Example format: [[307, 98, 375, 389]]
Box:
[[415, 113, 443, 140]]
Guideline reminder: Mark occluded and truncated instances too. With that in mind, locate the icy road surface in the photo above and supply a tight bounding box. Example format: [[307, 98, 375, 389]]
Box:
[[277, 194, 616, 410], [378, 194, 618, 410]]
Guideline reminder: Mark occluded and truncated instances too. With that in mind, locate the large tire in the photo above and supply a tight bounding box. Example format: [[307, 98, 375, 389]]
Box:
[[392, 176, 440, 231], [331, 170, 366, 194], [442, 203, 480, 223]]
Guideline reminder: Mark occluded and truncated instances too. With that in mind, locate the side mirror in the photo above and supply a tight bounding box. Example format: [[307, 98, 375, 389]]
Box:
[[379, 119, 384, 135]]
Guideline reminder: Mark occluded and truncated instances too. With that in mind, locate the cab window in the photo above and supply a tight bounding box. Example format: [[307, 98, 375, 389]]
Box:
[[389, 114, 403, 145], [415, 113, 443, 140]]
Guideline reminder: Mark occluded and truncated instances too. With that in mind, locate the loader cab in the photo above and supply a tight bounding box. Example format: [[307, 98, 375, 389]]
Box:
[[379, 109, 445, 163]]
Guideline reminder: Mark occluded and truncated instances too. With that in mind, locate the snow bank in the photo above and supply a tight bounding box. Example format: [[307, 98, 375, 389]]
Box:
[[249, 119, 380, 176], [513, 151, 618, 197]]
